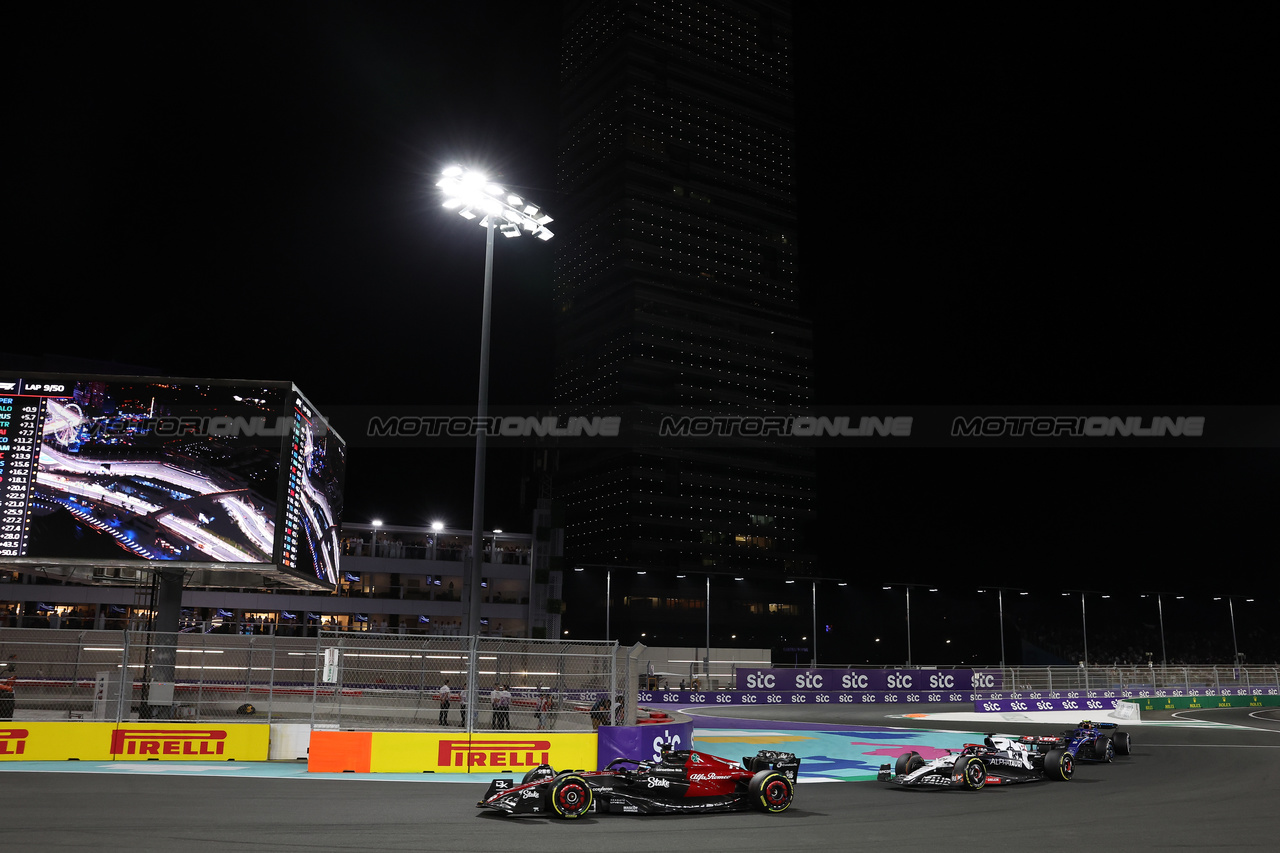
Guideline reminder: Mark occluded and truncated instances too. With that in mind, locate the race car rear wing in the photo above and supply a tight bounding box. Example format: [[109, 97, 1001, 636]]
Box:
[[744, 749, 801, 780]]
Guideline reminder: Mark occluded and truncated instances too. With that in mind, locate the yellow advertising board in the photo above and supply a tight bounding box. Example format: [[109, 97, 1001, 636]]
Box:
[[369, 732, 598, 774], [0, 722, 268, 762], [108, 723, 269, 761], [0, 723, 117, 761]]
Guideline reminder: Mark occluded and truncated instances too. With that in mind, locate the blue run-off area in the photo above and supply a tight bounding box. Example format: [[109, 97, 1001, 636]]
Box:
[[677, 710, 981, 783]]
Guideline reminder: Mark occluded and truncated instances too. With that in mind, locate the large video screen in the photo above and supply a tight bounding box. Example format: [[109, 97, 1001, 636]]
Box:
[[280, 388, 346, 585], [0, 374, 345, 586]]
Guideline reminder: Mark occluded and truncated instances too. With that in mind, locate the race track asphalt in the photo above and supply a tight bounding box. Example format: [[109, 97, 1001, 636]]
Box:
[[0, 705, 1275, 852]]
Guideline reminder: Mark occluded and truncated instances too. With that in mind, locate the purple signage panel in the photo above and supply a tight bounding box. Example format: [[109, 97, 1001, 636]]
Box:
[[637, 689, 981, 706], [597, 721, 693, 770], [734, 668, 1002, 692], [972, 696, 1129, 714]]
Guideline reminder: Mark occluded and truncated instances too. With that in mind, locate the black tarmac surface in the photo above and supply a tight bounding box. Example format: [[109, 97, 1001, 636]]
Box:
[[0, 706, 1275, 852]]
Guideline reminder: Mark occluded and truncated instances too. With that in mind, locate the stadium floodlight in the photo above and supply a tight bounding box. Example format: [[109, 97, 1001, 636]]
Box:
[[436, 165, 554, 242], [435, 164, 554, 644]]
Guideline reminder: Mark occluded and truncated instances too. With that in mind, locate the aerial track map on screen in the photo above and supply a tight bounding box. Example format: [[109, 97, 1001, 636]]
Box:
[[0, 373, 344, 590]]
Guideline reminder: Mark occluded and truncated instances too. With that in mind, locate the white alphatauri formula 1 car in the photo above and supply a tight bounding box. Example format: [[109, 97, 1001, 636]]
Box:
[[878, 734, 1074, 790]]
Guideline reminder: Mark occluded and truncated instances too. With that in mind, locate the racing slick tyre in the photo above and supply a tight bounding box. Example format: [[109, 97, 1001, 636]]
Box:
[[548, 774, 593, 819], [1043, 749, 1073, 781], [1112, 731, 1131, 756], [957, 756, 987, 790], [895, 752, 925, 776], [1094, 735, 1114, 763], [748, 770, 794, 813]]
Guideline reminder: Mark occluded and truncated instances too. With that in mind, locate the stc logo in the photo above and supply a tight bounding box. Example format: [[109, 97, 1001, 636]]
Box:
[[971, 673, 996, 688], [652, 731, 681, 761], [841, 673, 869, 689], [794, 673, 823, 689], [929, 675, 955, 688], [744, 672, 775, 689], [110, 729, 227, 756], [438, 739, 552, 768], [885, 673, 913, 689], [0, 728, 29, 755]]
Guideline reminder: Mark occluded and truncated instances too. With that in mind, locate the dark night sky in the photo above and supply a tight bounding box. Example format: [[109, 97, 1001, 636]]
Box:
[[8, 4, 1276, 597]]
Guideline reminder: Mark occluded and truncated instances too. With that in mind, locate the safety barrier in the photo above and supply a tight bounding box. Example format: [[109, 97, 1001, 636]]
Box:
[[0, 721, 268, 761]]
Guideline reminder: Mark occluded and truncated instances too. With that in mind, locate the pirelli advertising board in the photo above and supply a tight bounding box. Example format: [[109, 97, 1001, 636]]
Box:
[[0, 723, 269, 761], [308, 731, 598, 774]]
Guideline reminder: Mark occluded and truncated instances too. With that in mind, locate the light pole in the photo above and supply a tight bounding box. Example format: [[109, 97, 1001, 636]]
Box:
[[812, 580, 818, 668], [430, 520, 443, 561], [1081, 593, 1088, 667], [791, 577, 820, 667], [883, 585, 913, 666], [436, 165, 554, 637], [1216, 596, 1242, 665]]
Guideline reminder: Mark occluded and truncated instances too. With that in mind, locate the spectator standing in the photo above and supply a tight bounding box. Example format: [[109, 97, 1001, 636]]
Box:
[[496, 684, 512, 729], [590, 695, 611, 730], [458, 684, 470, 728], [437, 681, 451, 726], [534, 685, 550, 730]]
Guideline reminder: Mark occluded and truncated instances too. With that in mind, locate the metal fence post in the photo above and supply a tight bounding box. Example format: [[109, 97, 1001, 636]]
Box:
[[309, 629, 321, 731], [115, 630, 131, 724], [246, 634, 255, 713], [266, 637, 277, 724], [197, 631, 209, 720], [467, 634, 478, 735], [335, 634, 346, 729]]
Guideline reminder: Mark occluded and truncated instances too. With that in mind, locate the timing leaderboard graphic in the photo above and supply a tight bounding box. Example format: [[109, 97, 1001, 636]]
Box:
[[0, 375, 345, 588], [280, 390, 345, 584]]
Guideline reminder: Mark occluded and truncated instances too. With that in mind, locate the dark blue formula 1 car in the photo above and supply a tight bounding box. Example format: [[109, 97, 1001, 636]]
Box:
[[1018, 720, 1132, 763]]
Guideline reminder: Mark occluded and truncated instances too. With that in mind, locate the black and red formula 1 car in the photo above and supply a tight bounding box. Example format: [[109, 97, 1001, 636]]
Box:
[[477, 745, 800, 818]]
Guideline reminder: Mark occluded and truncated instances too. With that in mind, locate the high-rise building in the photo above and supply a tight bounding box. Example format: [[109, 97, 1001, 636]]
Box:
[[553, 0, 814, 586]]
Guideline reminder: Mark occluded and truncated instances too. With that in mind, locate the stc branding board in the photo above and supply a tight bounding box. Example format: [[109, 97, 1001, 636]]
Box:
[[735, 668, 1003, 692], [0, 723, 268, 761]]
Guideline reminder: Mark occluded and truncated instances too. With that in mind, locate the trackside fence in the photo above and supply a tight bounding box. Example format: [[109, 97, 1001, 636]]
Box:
[[742, 662, 1280, 694], [0, 628, 617, 731]]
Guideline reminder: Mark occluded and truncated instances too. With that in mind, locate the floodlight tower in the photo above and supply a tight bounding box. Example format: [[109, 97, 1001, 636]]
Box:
[[436, 165, 554, 637]]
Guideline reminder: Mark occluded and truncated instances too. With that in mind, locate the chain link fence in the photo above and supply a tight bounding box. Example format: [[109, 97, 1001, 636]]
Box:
[[0, 628, 617, 730], [1002, 664, 1280, 693]]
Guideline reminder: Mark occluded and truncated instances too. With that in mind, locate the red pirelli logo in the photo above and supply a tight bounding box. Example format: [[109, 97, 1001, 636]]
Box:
[[110, 729, 227, 756], [437, 739, 551, 768], [0, 729, 30, 755]]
